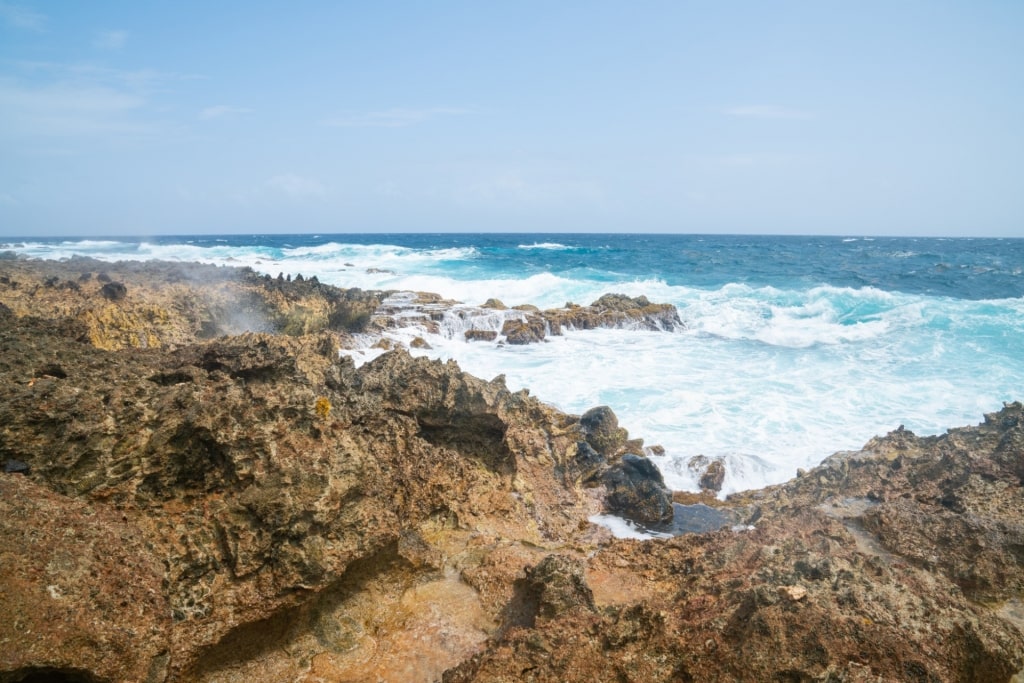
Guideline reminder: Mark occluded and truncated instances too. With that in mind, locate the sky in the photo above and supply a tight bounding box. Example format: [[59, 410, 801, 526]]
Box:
[[0, 1, 1022, 237]]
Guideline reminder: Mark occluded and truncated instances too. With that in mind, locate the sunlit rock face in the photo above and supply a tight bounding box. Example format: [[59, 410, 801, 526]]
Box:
[[1, 258, 1023, 682]]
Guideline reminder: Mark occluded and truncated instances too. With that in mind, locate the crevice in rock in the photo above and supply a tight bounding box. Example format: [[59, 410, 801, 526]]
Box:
[[0, 668, 106, 683], [185, 540, 410, 679], [416, 414, 514, 475]]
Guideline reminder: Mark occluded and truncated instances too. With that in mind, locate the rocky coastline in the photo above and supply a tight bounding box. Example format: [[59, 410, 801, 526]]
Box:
[[1, 257, 1022, 682]]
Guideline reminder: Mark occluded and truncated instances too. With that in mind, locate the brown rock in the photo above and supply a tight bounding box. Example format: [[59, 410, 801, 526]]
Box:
[[699, 460, 726, 492], [480, 298, 507, 310], [464, 329, 497, 342], [500, 316, 546, 345], [3, 259, 1024, 683]]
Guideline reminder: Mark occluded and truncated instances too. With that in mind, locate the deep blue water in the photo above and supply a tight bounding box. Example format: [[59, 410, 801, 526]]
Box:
[[7, 233, 1022, 300]]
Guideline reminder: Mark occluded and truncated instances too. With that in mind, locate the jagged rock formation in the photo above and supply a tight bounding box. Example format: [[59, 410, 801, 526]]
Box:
[[372, 290, 683, 347], [0, 257, 382, 350], [1, 258, 1022, 682], [0, 265, 665, 682], [447, 406, 1024, 682]]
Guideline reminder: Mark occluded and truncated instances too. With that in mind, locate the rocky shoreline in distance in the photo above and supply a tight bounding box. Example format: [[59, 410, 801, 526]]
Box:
[[1, 256, 1022, 682]]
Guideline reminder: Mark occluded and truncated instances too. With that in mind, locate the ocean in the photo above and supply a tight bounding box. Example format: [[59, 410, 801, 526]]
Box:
[[5, 233, 1023, 501]]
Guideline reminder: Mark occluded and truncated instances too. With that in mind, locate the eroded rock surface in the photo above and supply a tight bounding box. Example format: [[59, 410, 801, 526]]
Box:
[[1, 258, 1022, 682]]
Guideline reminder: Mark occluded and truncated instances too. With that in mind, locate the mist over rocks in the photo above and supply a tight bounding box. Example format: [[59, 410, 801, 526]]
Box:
[[1, 257, 1023, 682]]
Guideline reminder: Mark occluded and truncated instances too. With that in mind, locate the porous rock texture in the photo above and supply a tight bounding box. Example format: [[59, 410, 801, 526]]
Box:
[[1, 258, 1023, 683], [0, 256, 382, 350]]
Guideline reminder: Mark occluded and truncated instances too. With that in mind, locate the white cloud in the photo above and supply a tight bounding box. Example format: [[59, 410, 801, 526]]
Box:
[[723, 105, 815, 120], [323, 106, 470, 128], [94, 30, 128, 50], [266, 174, 325, 199], [199, 104, 252, 120], [0, 1, 46, 30]]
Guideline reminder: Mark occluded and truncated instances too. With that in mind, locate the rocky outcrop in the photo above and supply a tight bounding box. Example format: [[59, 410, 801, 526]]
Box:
[[0, 257, 383, 350], [448, 404, 1024, 682], [601, 454, 674, 524], [371, 290, 682, 348], [0, 284, 666, 681], [545, 293, 682, 333], [1, 258, 1023, 682]]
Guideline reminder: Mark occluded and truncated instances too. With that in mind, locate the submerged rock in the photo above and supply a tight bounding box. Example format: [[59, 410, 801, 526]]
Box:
[[688, 455, 727, 492]]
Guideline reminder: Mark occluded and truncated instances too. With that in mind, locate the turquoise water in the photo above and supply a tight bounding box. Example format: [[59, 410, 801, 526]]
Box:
[[6, 233, 1023, 494]]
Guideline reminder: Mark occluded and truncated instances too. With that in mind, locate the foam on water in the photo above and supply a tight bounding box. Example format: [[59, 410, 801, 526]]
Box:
[[518, 242, 571, 250], [386, 283, 1023, 496]]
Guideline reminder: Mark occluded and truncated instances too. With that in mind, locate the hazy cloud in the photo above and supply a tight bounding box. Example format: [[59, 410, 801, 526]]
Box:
[[94, 30, 128, 50], [454, 166, 602, 209], [266, 174, 325, 199], [724, 104, 815, 120], [323, 106, 470, 128], [199, 104, 252, 120], [0, 62, 195, 140], [0, 79, 148, 137], [0, 1, 45, 31]]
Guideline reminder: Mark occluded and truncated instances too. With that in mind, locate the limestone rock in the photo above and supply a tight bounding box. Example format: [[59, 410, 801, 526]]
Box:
[[542, 293, 683, 333], [464, 329, 497, 342], [778, 584, 807, 601], [524, 555, 595, 622], [3, 258, 1024, 683], [481, 298, 507, 310], [500, 316, 546, 345]]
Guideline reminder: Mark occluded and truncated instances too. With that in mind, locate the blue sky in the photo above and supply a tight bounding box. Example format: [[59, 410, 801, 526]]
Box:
[[1, 1, 1021, 236]]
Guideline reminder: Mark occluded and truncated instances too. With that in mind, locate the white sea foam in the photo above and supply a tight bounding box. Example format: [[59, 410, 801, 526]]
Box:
[[588, 514, 671, 540], [518, 242, 570, 250]]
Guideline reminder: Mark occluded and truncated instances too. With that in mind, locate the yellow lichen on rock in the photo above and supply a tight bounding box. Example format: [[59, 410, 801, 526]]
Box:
[[315, 396, 332, 420]]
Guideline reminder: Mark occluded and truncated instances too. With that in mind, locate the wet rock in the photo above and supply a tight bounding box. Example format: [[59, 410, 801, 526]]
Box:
[[501, 316, 546, 345], [700, 460, 726, 492], [580, 405, 628, 458], [665, 502, 737, 534], [602, 454, 673, 524], [573, 441, 606, 483], [542, 292, 683, 332], [464, 329, 497, 342], [481, 298, 507, 310]]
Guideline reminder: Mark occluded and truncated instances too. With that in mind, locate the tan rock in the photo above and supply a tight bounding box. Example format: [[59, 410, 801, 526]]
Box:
[[778, 584, 808, 601]]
